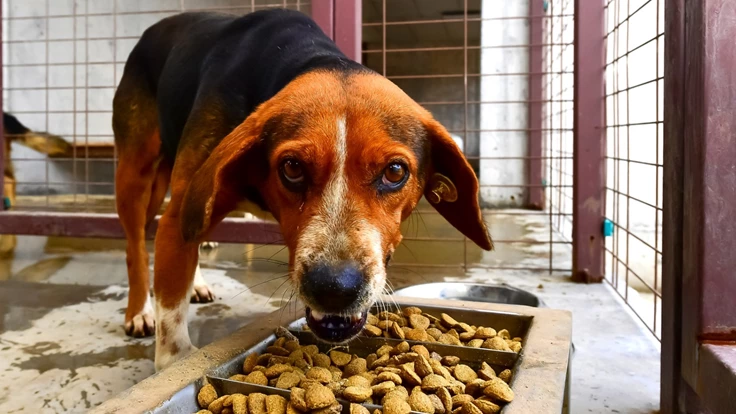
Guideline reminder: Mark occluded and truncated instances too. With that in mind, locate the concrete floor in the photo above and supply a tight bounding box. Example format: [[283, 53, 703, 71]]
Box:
[[0, 208, 660, 413]]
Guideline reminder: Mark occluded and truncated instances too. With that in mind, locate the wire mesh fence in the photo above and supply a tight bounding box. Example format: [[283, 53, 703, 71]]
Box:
[[363, 0, 575, 272], [604, 0, 664, 339], [2, 0, 311, 213], [542, 0, 574, 259], [1, 0, 668, 289]]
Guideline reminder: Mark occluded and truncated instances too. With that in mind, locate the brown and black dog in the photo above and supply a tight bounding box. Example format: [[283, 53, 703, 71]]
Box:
[[113, 9, 493, 370], [2, 112, 71, 212], [0, 113, 71, 256]]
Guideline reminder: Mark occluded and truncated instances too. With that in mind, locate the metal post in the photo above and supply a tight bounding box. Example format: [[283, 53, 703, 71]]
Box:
[[661, 0, 685, 410], [0, 0, 5, 206], [680, 0, 736, 394], [311, 0, 334, 40], [527, 0, 545, 210], [662, 0, 736, 412], [572, 0, 606, 283], [334, 0, 362, 63]]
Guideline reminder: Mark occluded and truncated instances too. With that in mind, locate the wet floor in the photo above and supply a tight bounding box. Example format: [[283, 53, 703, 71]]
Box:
[[0, 207, 660, 413]]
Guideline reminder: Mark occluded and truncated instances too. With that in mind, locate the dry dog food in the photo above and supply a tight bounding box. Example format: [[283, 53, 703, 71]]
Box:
[[358, 308, 523, 354], [193, 325, 515, 414]]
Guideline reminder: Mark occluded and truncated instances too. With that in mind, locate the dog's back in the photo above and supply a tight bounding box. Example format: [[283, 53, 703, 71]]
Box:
[[114, 9, 358, 160]]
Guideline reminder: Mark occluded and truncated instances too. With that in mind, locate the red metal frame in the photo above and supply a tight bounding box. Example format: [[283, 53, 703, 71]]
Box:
[[662, 0, 736, 412], [661, 0, 684, 410], [334, 0, 362, 63], [572, 0, 606, 283], [312, 0, 334, 40]]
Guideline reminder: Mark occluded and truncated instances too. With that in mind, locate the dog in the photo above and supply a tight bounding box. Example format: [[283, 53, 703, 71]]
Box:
[[113, 9, 493, 370], [0, 113, 71, 257], [2, 112, 72, 211]]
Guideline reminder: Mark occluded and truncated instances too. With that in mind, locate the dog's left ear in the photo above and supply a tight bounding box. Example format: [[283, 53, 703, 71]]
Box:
[[423, 118, 493, 251], [179, 114, 265, 243]]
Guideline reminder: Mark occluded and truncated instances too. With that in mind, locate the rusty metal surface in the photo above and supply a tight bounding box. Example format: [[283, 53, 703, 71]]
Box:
[[91, 297, 571, 414], [693, 0, 736, 341], [571, 0, 605, 283], [661, 0, 685, 410], [0, 211, 283, 244]]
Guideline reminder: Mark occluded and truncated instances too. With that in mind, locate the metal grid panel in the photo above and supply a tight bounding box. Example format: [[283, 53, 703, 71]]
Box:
[[2, 0, 311, 213], [363, 0, 575, 272], [542, 0, 574, 249], [604, 0, 664, 339]]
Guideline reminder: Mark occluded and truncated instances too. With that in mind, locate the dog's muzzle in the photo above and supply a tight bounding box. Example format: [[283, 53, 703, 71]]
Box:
[[300, 261, 371, 342]]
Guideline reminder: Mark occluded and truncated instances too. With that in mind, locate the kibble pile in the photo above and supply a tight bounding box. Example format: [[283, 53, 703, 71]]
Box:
[[357, 308, 522, 353], [194, 307, 518, 414]]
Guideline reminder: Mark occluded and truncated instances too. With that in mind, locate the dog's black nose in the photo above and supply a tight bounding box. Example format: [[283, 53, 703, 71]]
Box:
[[301, 261, 365, 313]]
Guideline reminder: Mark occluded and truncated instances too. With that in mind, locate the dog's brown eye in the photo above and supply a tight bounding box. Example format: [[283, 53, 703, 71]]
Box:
[[383, 163, 406, 184], [282, 159, 304, 183]]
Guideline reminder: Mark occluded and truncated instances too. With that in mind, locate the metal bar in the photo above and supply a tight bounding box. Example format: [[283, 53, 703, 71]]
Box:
[[572, 0, 606, 283], [0, 212, 283, 244], [0, 0, 4, 206], [527, 0, 545, 210], [362, 43, 573, 53], [661, 0, 684, 409], [334, 0, 361, 63], [361, 14, 577, 27], [311, 0, 334, 40]]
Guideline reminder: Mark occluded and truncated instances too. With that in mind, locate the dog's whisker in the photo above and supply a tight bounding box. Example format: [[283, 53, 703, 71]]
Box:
[[398, 242, 418, 262], [383, 280, 401, 313], [267, 245, 289, 262], [230, 273, 290, 300], [278, 285, 295, 325], [244, 258, 290, 266], [241, 239, 287, 257], [266, 275, 294, 306]]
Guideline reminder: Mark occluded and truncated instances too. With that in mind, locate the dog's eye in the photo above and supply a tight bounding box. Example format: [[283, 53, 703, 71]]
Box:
[[280, 159, 306, 191], [383, 163, 406, 185], [283, 160, 303, 182], [383, 163, 406, 184], [377, 162, 408, 194]]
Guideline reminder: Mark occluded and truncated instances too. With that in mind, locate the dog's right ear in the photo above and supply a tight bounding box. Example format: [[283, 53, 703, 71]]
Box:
[[179, 113, 266, 243]]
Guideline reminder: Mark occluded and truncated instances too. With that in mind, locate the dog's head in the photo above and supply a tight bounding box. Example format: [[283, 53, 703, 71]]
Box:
[[181, 69, 492, 342]]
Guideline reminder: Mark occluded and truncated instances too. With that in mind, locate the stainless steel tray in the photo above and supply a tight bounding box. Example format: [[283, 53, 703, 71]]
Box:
[[91, 297, 571, 414], [393, 283, 544, 307]]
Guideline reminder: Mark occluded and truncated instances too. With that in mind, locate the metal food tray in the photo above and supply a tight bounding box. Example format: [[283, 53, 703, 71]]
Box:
[[91, 297, 571, 414]]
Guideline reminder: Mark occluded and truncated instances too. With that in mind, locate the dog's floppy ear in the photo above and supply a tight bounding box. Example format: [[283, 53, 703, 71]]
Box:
[[423, 118, 493, 251], [179, 114, 265, 243]]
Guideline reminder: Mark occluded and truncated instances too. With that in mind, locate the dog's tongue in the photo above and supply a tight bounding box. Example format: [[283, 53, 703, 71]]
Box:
[[305, 307, 367, 342]]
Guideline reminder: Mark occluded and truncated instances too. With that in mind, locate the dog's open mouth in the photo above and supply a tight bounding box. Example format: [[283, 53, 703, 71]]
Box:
[[305, 307, 368, 343]]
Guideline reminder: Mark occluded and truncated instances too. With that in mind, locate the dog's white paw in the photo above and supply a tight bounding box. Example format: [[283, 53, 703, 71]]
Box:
[[191, 283, 215, 303], [124, 309, 155, 338], [190, 264, 215, 303]]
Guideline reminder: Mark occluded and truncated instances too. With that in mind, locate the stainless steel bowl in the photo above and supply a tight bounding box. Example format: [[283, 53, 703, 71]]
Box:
[[393, 282, 544, 307]]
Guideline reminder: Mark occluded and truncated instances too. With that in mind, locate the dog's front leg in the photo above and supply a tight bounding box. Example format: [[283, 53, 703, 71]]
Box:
[[153, 212, 199, 371]]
